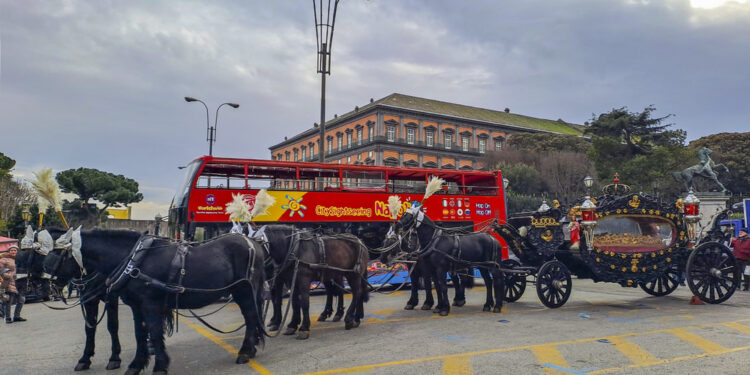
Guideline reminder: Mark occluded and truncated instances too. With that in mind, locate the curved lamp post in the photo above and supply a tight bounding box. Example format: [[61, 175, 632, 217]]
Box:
[[313, 0, 340, 162], [185, 97, 239, 156]]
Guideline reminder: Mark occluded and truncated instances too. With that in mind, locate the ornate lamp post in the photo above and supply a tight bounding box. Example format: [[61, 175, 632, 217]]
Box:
[[21, 202, 32, 228], [580, 176, 597, 249], [313, 0, 341, 162], [503, 177, 510, 190], [184, 97, 239, 156], [683, 189, 701, 242]]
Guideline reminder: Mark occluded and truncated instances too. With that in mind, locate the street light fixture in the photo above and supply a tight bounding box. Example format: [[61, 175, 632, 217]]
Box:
[[503, 178, 510, 190], [184, 97, 239, 156], [313, 0, 341, 162], [21, 203, 31, 228]]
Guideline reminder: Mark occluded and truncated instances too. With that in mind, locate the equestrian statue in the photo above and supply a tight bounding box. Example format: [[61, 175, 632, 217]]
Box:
[[672, 147, 730, 193]]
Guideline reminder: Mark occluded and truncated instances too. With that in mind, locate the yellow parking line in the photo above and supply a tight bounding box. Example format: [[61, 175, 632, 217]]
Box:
[[442, 355, 472, 375], [607, 337, 658, 365], [667, 328, 726, 353], [722, 321, 750, 335], [589, 344, 750, 374], [179, 317, 274, 375], [530, 345, 569, 374]]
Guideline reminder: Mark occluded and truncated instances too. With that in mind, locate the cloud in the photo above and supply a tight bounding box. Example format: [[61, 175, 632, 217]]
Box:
[[2, 0, 748, 210]]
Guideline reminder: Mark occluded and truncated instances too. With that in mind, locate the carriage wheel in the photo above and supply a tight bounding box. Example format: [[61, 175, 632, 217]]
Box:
[[535, 260, 572, 308], [640, 264, 681, 297], [686, 242, 740, 304], [501, 259, 526, 302]]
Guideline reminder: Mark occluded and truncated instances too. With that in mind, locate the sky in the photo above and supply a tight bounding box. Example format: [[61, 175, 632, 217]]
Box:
[[1, 0, 749, 219]]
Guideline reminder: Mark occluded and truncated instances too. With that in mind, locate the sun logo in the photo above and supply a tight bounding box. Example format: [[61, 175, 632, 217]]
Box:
[[281, 195, 307, 218]]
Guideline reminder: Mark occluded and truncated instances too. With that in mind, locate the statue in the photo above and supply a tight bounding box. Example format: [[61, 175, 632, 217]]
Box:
[[672, 147, 730, 193]]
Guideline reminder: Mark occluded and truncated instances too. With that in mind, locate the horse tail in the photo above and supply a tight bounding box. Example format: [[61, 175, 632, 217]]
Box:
[[164, 309, 175, 336], [462, 271, 475, 289], [359, 242, 370, 303]]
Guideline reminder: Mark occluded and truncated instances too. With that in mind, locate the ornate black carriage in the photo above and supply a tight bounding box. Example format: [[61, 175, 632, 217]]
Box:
[[495, 180, 742, 308]]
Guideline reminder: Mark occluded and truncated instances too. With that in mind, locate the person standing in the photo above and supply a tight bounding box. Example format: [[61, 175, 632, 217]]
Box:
[[730, 228, 750, 291], [0, 245, 26, 323]]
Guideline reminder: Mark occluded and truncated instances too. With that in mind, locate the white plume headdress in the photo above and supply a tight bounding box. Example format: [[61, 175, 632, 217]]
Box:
[[387, 195, 402, 220], [29, 168, 63, 211], [423, 176, 445, 203], [225, 193, 253, 223], [250, 189, 275, 219]]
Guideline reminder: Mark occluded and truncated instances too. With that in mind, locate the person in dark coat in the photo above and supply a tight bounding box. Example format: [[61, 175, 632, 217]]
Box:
[[730, 227, 750, 291], [0, 246, 26, 323]]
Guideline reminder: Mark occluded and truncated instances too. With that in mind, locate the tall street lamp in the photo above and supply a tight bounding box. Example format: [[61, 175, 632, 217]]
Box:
[[313, 0, 341, 162], [21, 202, 31, 228], [184, 97, 239, 156]]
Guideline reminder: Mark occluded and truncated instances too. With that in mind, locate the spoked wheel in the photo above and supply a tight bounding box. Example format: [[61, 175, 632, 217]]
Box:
[[535, 260, 572, 308], [686, 242, 740, 304], [640, 264, 681, 297], [502, 259, 527, 302]]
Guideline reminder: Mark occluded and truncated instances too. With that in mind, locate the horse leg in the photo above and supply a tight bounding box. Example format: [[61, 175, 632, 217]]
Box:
[[421, 265, 435, 311], [233, 288, 260, 363], [74, 301, 99, 371], [317, 280, 334, 322], [124, 307, 150, 375], [143, 305, 170, 374], [479, 268, 493, 312], [451, 270, 466, 307], [404, 263, 419, 310], [435, 265, 451, 316], [105, 296, 122, 370], [343, 272, 361, 330], [332, 275, 345, 322], [283, 287, 301, 336], [491, 266, 505, 313], [267, 279, 283, 331], [296, 273, 312, 340]]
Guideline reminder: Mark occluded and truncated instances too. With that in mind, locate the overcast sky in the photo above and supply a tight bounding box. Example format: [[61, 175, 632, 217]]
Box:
[[1, 0, 748, 219]]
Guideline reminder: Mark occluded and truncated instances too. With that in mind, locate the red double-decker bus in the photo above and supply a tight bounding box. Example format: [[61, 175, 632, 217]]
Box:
[[168, 156, 508, 256]]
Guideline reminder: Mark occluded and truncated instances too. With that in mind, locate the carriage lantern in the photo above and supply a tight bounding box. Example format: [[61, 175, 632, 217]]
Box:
[[538, 200, 551, 213], [580, 196, 597, 249], [683, 189, 701, 241]]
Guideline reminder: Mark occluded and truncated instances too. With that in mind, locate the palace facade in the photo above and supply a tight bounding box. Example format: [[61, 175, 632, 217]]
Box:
[[269, 93, 582, 170]]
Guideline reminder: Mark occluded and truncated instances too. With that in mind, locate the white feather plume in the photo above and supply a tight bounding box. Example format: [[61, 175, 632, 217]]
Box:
[[29, 168, 63, 211], [36, 196, 49, 214], [387, 195, 402, 220], [225, 193, 253, 222], [250, 189, 276, 219], [423, 176, 445, 202]]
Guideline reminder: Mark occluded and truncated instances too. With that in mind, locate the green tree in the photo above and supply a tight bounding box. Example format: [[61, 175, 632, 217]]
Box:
[[497, 162, 543, 196], [688, 132, 750, 195], [56, 168, 143, 224], [585, 105, 685, 155], [0, 152, 16, 178], [507, 133, 590, 154]]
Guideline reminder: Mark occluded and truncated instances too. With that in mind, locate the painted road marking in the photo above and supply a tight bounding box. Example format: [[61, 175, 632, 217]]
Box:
[[722, 321, 750, 336], [179, 317, 274, 375], [667, 328, 727, 353], [530, 345, 569, 374], [606, 336, 658, 365], [302, 319, 750, 375], [442, 355, 472, 375]]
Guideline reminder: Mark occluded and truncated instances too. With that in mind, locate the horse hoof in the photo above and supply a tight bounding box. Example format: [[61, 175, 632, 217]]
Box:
[[482, 305, 491, 312], [296, 331, 310, 340], [267, 323, 280, 332], [493, 306, 503, 313], [236, 354, 252, 364], [345, 321, 355, 330], [74, 362, 90, 371], [124, 368, 142, 375], [353, 320, 361, 328], [106, 360, 121, 370], [283, 327, 297, 336], [332, 314, 343, 322], [452, 299, 466, 307], [439, 310, 449, 317], [404, 304, 416, 310], [421, 304, 433, 311], [317, 314, 329, 322], [432, 307, 440, 313]]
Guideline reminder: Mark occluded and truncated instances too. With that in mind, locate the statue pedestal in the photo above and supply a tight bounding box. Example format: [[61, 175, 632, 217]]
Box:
[[694, 192, 730, 235]]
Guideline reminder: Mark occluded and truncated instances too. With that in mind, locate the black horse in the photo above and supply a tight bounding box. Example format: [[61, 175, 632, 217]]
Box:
[[45, 229, 266, 374], [381, 225, 474, 311], [261, 225, 369, 339], [394, 206, 504, 316]]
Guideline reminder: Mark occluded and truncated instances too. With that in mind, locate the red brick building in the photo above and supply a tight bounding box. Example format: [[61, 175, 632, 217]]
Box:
[[269, 93, 582, 170]]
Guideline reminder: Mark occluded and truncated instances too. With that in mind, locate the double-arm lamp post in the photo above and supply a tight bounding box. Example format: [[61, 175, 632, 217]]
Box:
[[313, 0, 340, 162], [184, 97, 239, 156]]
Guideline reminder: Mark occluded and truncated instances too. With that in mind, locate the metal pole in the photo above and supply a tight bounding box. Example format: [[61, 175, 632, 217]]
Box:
[[319, 43, 327, 163]]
